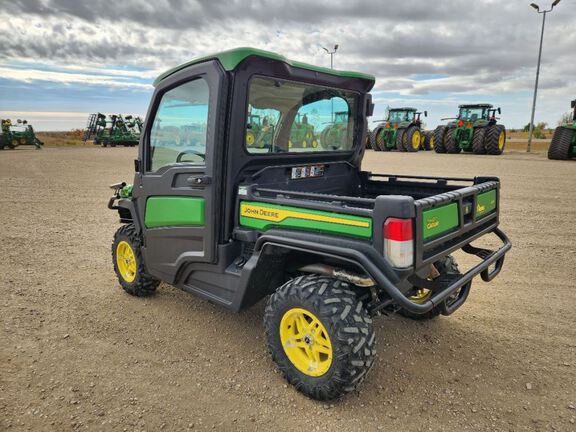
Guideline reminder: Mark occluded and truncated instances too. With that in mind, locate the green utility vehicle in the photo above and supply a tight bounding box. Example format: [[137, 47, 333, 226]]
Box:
[[107, 48, 511, 400], [0, 119, 44, 150], [369, 108, 428, 152], [433, 104, 506, 155], [84, 113, 141, 147], [548, 99, 576, 160]]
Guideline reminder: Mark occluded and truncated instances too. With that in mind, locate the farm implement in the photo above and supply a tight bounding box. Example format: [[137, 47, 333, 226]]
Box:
[[0, 119, 43, 150], [84, 113, 142, 147]]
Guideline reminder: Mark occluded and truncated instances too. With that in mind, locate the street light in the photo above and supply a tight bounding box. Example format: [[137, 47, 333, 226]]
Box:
[[527, 0, 562, 152], [322, 44, 339, 69], [322, 44, 339, 121]]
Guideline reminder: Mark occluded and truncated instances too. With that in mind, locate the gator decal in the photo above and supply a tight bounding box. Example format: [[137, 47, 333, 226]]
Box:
[[422, 203, 459, 241], [475, 189, 497, 219], [145, 196, 205, 228], [239, 201, 372, 239]]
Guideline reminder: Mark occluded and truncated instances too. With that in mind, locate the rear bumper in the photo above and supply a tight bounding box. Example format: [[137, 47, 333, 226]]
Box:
[[253, 227, 511, 315]]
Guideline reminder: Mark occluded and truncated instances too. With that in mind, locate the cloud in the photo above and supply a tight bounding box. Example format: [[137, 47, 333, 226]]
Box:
[[0, 0, 575, 128]]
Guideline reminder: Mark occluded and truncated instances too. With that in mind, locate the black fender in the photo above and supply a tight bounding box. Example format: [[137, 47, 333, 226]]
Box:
[[108, 197, 142, 233]]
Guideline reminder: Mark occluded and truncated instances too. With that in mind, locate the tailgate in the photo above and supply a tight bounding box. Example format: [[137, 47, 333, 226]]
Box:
[[413, 179, 500, 268]]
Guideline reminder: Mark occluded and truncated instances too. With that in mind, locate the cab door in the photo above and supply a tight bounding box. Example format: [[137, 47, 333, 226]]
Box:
[[135, 61, 225, 283]]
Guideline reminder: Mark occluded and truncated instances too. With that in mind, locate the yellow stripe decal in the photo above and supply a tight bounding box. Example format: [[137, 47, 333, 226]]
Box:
[[240, 203, 370, 228]]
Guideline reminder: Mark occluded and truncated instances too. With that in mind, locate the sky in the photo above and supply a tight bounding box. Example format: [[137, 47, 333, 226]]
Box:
[[0, 0, 575, 131]]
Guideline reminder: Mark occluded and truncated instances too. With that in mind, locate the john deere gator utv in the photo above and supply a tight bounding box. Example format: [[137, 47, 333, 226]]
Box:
[[433, 104, 506, 155], [84, 113, 141, 147], [369, 107, 428, 152], [548, 99, 576, 160], [107, 48, 511, 400], [0, 119, 44, 149]]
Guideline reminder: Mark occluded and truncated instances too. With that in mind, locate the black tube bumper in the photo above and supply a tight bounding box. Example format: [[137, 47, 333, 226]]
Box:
[[254, 227, 511, 315]]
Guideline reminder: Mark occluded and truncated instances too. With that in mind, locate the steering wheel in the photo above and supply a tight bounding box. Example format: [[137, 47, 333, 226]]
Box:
[[176, 149, 206, 163]]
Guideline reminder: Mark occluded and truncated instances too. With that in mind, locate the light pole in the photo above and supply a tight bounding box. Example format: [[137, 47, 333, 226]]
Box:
[[527, 0, 561, 152], [322, 44, 339, 121]]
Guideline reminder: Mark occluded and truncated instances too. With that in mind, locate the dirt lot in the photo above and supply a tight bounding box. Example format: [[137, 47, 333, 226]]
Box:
[[1, 147, 575, 432]]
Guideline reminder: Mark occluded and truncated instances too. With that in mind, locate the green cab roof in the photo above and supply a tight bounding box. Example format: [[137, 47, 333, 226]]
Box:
[[389, 107, 417, 112], [458, 103, 493, 108], [154, 47, 375, 86]]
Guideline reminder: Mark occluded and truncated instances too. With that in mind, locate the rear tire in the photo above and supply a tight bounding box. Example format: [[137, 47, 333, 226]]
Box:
[[369, 126, 383, 152], [547, 126, 574, 160], [112, 224, 160, 297], [445, 129, 461, 153], [422, 131, 434, 151], [485, 125, 506, 155], [433, 126, 447, 153], [395, 128, 406, 151], [264, 275, 375, 400], [472, 127, 487, 154], [404, 126, 421, 152]]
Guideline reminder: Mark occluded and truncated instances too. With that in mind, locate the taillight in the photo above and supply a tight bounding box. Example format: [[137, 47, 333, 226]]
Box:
[[458, 120, 464, 127], [383, 218, 414, 268], [393, 123, 398, 129], [385, 123, 391, 129], [466, 122, 472, 128]]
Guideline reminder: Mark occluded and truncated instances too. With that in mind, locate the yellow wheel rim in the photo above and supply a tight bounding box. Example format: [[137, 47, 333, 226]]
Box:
[[312, 140, 318, 148], [280, 308, 332, 377], [409, 289, 432, 304], [116, 240, 137, 283], [246, 131, 255, 146], [302, 140, 307, 148], [412, 130, 421, 150], [498, 131, 505, 150], [430, 136, 434, 149]]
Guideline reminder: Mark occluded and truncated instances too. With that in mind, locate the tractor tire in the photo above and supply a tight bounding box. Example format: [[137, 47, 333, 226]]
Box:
[[112, 224, 160, 297], [404, 126, 422, 152], [424, 131, 435, 151], [396, 128, 406, 151], [369, 126, 384, 151], [399, 256, 461, 320], [433, 126, 447, 153], [472, 127, 487, 154], [547, 126, 574, 160], [485, 125, 506, 155], [445, 129, 461, 153], [264, 275, 375, 400]]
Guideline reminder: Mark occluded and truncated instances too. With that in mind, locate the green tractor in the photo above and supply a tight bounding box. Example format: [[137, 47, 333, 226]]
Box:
[[0, 119, 44, 150], [246, 114, 275, 149], [433, 104, 505, 155], [84, 113, 140, 147], [289, 113, 318, 149], [369, 108, 429, 152], [548, 99, 576, 160], [320, 111, 349, 150]]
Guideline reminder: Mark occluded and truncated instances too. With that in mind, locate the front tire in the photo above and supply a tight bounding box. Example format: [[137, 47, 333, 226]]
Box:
[[445, 129, 461, 153], [472, 127, 487, 154], [264, 275, 375, 400], [112, 224, 160, 297], [369, 126, 383, 151]]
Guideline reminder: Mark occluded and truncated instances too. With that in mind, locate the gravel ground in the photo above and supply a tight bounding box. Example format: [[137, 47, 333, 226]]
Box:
[[1, 147, 575, 432]]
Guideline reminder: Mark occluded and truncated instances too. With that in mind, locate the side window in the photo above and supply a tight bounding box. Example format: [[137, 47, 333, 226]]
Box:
[[149, 78, 209, 172]]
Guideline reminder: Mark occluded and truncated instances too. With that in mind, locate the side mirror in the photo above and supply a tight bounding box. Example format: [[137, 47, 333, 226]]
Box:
[[497, 108, 501, 114], [17, 119, 22, 124], [424, 111, 428, 117], [571, 100, 575, 109], [366, 94, 374, 117]]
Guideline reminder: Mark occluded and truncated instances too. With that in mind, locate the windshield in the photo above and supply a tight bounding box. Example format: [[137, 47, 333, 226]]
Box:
[[388, 110, 414, 123], [459, 107, 486, 121], [246, 77, 358, 153]]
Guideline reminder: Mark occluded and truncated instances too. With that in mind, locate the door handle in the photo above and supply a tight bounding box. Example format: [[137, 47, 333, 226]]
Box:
[[186, 175, 212, 186]]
